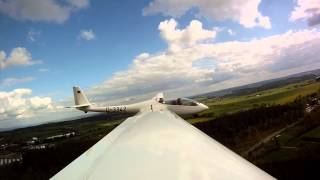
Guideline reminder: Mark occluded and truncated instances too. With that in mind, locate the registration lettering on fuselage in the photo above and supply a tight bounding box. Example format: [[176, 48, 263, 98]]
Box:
[[106, 106, 127, 112]]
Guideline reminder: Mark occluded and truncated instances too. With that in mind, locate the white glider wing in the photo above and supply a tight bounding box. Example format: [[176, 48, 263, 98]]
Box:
[[51, 110, 275, 180]]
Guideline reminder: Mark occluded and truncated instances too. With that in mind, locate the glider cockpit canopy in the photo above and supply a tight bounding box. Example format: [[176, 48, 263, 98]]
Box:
[[164, 98, 198, 106]]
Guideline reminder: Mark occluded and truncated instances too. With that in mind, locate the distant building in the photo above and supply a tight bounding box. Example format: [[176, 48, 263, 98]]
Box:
[[44, 132, 76, 142], [0, 144, 8, 150], [26, 140, 35, 145], [0, 153, 22, 166], [306, 106, 313, 113], [26, 137, 39, 145], [23, 143, 55, 151], [1, 143, 18, 151]]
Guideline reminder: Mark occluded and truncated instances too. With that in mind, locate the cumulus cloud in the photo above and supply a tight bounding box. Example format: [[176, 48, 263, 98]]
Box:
[[0, 0, 90, 23], [0, 47, 39, 70], [89, 19, 320, 100], [143, 0, 271, 29], [290, 0, 320, 26], [0, 88, 60, 120], [79, 29, 95, 41], [27, 28, 41, 42], [0, 77, 34, 87], [227, 29, 236, 36], [159, 19, 216, 52]]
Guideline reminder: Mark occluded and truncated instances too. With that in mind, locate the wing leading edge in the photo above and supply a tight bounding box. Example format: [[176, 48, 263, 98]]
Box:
[[51, 110, 275, 180]]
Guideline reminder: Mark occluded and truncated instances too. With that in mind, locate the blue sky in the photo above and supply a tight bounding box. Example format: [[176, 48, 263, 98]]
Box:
[[0, 0, 166, 98], [1, 0, 320, 129]]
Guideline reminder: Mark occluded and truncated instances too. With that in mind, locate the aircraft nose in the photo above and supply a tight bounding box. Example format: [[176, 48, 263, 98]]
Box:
[[200, 103, 209, 110]]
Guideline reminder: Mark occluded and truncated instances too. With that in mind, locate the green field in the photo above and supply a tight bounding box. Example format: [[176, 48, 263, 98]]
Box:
[[190, 80, 320, 122], [302, 126, 320, 139], [254, 107, 320, 164], [0, 117, 125, 144], [257, 125, 320, 163]]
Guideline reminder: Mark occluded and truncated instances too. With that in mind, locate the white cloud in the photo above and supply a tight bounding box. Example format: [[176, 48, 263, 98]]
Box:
[[159, 19, 216, 52], [143, 0, 271, 29], [0, 0, 90, 23], [227, 29, 236, 36], [89, 19, 320, 100], [0, 88, 60, 120], [27, 28, 41, 42], [79, 29, 95, 41], [1, 77, 34, 87], [28, 96, 52, 109], [290, 0, 320, 26], [0, 47, 39, 70]]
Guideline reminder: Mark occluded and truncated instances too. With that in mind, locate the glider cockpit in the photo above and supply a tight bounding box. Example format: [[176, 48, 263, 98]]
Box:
[[163, 98, 198, 106]]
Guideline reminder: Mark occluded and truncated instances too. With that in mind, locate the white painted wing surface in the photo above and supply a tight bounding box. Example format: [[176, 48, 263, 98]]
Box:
[[51, 110, 275, 180]]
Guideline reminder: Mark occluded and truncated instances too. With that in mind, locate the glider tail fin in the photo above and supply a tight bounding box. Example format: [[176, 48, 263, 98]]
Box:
[[73, 86, 91, 106]]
